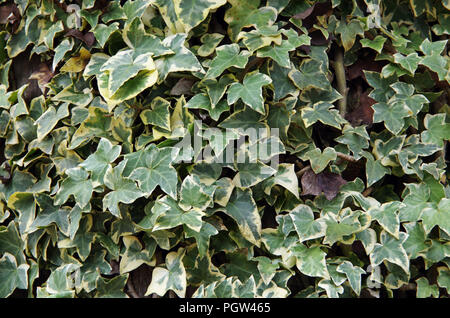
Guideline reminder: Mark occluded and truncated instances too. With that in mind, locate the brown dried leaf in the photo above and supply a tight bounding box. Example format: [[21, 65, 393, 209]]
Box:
[[170, 78, 195, 96], [65, 29, 95, 47], [301, 168, 347, 200], [29, 63, 54, 94]]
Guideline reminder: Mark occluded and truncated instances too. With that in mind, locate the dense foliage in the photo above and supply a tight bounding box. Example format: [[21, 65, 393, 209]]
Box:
[[0, 0, 449, 298]]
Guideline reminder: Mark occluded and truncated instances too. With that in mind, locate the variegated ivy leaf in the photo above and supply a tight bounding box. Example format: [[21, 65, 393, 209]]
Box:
[[0, 253, 29, 298], [198, 33, 225, 57], [222, 188, 261, 246], [128, 144, 179, 199], [368, 201, 404, 239], [301, 102, 347, 129], [179, 175, 215, 211], [257, 30, 310, 68], [155, 33, 205, 82], [370, 231, 409, 273], [372, 100, 412, 135], [205, 44, 250, 79], [321, 208, 363, 245], [233, 161, 276, 188], [403, 222, 430, 259], [224, 0, 278, 41], [300, 147, 337, 174], [145, 248, 187, 297], [263, 163, 299, 199], [421, 113, 450, 148], [140, 97, 171, 131], [123, 17, 173, 57], [184, 222, 218, 258], [420, 198, 450, 236], [227, 72, 272, 114], [416, 277, 440, 298], [336, 261, 365, 296], [79, 138, 122, 185], [54, 167, 93, 209], [119, 235, 156, 274], [399, 183, 432, 222], [100, 50, 156, 95], [103, 161, 145, 217], [288, 204, 326, 242], [152, 196, 205, 232], [336, 19, 364, 51], [291, 244, 329, 279], [173, 0, 227, 33]]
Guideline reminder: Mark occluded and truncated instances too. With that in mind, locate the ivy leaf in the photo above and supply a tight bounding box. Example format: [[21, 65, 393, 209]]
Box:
[[128, 144, 178, 199], [420, 198, 450, 236], [336, 261, 365, 296], [140, 97, 171, 131], [123, 17, 173, 57], [155, 34, 204, 82], [185, 222, 218, 258], [79, 138, 122, 184], [372, 100, 412, 135], [336, 19, 364, 51], [300, 147, 337, 174], [100, 50, 156, 95], [227, 72, 272, 114], [370, 231, 409, 273], [399, 183, 432, 222], [360, 35, 386, 53], [288, 204, 326, 242], [95, 274, 129, 298], [291, 244, 330, 279], [30, 194, 70, 237], [421, 113, 450, 148], [222, 188, 261, 246], [0, 253, 29, 298], [103, 161, 145, 217], [152, 196, 205, 232], [257, 32, 310, 68], [368, 201, 404, 238], [119, 235, 156, 274], [233, 161, 276, 188], [205, 44, 250, 79], [174, 0, 227, 32], [145, 248, 187, 297], [54, 167, 93, 209], [301, 102, 347, 130], [393, 53, 422, 74], [403, 222, 430, 259], [416, 277, 439, 298], [179, 175, 215, 211], [301, 169, 347, 201]]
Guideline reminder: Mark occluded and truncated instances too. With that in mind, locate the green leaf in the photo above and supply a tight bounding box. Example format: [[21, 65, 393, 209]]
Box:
[[120, 235, 156, 274], [103, 161, 145, 217], [336, 19, 364, 51], [54, 167, 93, 209], [174, 0, 227, 33], [0, 253, 29, 298], [227, 72, 272, 114], [100, 50, 156, 95], [155, 33, 204, 82], [128, 144, 179, 199], [140, 97, 171, 130], [301, 102, 347, 129], [185, 222, 218, 258], [336, 261, 365, 296], [368, 201, 404, 238], [360, 35, 386, 53], [420, 198, 450, 236], [416, 277, 439, 298], [234, 161, 276, 188], [145, 248, 187, 297], [79, 138, 122, 184], [288, 204, 326, 242], [372, 101, 412, 135], [205, 44, 250, 79], [95, 274, 129, 298], [370, 231, 409, 273], [291, 244, 329, 279], [421, 113, 450, 148], [300, 147, 337, 174], [123, 17, 173, 57], [223, 188, 261, 246]]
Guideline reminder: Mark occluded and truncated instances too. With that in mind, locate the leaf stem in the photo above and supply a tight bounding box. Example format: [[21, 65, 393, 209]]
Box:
[[332, 48, 347, 117]]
